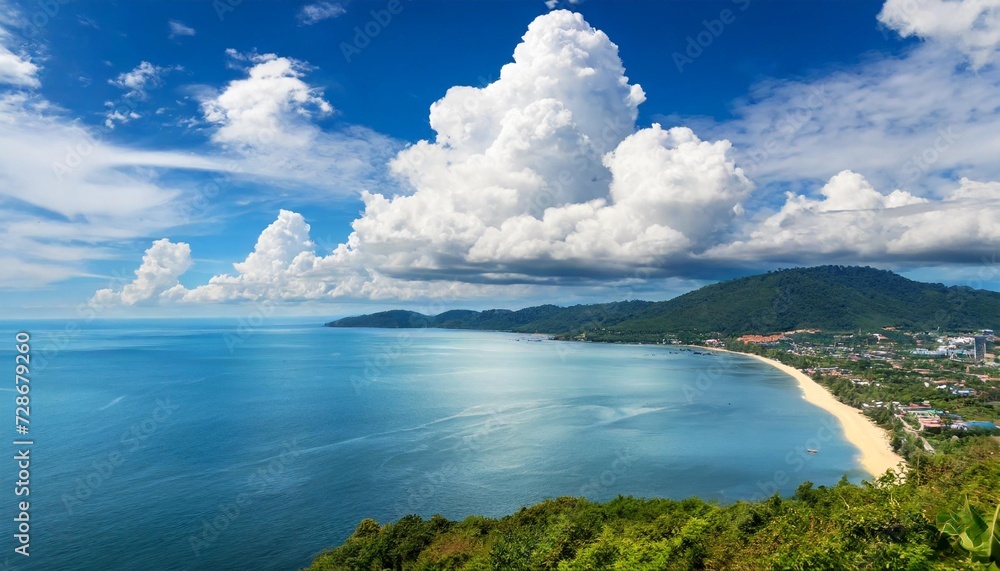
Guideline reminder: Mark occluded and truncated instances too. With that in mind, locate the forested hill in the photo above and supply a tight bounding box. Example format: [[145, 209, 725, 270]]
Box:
[[325, 266, 1000, 337]]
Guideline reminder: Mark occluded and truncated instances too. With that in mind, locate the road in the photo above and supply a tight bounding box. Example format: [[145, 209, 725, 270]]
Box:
[[900, 420, 936, 453]]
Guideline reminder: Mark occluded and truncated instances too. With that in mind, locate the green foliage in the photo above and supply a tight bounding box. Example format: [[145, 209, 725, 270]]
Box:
[[326, 266, 1000, 336], [307, 438, 1000, 571], [937, 498, 1000, 568]]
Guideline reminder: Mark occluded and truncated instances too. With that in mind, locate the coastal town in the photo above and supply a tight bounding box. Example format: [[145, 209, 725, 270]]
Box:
[[696, 328, 999, 460]]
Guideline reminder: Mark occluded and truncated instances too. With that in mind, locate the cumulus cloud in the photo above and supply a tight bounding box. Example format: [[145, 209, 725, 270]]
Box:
[[111, 10, 752, 303], [201, 52, 332, 150], [182, 210, 320, 302], [174, 211, 547, 303], [298, 2, 346, 25], [878, 0, 1000, 68], [91, 239, 192, 306], [463, 125, 750, 276], [88, 7, 1000, 306], [168, 19, 196, 39], [196, 50, 398, 194], [333, 10, 746, 284]]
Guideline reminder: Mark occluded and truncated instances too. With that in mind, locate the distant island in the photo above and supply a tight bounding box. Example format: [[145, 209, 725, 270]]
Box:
[[326, 265, 1000, 341]]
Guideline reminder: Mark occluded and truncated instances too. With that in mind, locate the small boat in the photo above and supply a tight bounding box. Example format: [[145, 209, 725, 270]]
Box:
[[806, 449, 818, 454]]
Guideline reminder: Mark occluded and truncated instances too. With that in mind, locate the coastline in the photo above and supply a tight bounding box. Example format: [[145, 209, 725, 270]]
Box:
[[326, 325, 908, 478], [696, 346, 906, 478]]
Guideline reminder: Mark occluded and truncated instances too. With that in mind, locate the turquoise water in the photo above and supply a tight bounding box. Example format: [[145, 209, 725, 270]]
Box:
[[0, 319, 865, 570]]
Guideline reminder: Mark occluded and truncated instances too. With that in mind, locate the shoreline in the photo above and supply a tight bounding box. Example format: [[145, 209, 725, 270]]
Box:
[[327, 326, 907, 478], [695, 345, 906, 478]]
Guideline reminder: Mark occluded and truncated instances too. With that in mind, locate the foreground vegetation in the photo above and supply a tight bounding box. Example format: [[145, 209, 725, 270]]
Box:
[[309, 436, 1000, 570]]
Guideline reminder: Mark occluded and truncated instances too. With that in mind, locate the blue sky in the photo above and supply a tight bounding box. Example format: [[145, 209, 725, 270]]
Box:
[[2, 0, 999, 318]]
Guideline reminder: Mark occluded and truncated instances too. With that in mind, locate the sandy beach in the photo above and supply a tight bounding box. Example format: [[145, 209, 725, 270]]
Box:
[[701, 347, 906, 478]]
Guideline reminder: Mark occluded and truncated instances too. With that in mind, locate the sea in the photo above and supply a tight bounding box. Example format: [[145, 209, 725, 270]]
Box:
[[0, 318, 866, 570]]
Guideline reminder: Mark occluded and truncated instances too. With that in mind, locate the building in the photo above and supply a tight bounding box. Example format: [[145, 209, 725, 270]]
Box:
[[737, 334, 785, 344], [975, 335, 988, 362]]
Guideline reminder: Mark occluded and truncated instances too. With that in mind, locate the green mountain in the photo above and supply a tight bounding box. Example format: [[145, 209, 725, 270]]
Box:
[[325, 266, 1000, 337]]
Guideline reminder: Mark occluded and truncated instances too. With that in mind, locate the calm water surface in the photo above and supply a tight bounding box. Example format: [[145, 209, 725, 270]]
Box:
[[0, 319, 865, 570]]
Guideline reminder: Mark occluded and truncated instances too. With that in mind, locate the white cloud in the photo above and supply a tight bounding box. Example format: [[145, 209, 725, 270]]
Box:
[[177, 210, 492, 302], [545, 0, 583, 10], [0, 91, 224, 286], [0, 26, 39, 87], [714, 45, 1000, 199], [181, 210, 322, 302], [0, 5, 226, 289], [706, 171, 1000, 264], [464, 125, 750, 274], [109, 61, 174, 99], [298, 2, 346, 25], [103, 103, 140, 128], [168, 19, 196, 39], [201, 52, 332, 150], [327, 10, 746, 285], [78, 14, 100, 30], [0, 4, 213, 289], [878, 0, 1000, 68], [174, 210, 549, 303], [0, 5, 392, 292], [84, 6, 1000, 306], [105, 61, 179, 127], [125, 10, 751, 303], [91, 239, 192, 306], [198, 51, 398, 193]]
